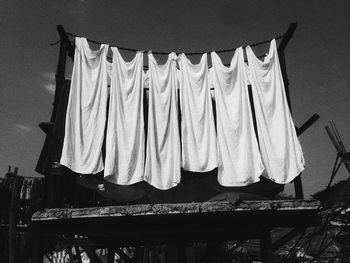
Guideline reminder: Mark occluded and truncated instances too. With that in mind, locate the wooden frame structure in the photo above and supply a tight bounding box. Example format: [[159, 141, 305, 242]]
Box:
[[48, 21, 317, 201], [27, 22, 323, 263], [30, 200, 321, 262]]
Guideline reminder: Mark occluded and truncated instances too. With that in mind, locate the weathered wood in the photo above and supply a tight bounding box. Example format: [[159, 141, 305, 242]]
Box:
[[115, 248, 133, 263], [32, 238, 45, 263], [260, 229, 273, 263], [56, 25, 74, 61], [296, 114, 320, 136], [294, 176, 304, 199], [30, 200, 321, 247], [278, 22, 297, 52], [272, 227, 306, 251], [32, 199, 320, 221], [107, 247, 115, 263], [82, 247, 103, 263], [74, 246, 83, 263], [277, 22, 305, 199]]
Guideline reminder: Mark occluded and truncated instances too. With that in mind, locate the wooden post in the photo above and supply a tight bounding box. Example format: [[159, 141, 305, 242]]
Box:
[[278, 22, 304, 199], [260, 229, 273, 263], [31, 238, 45, 263], [8, 168, 23, 263], [107, 247, 115, 263], [74, 246, 83, 263], [206, 242, 220, 263], [44, 25, 75, 208], [82, 247, 103, 263], [115, 248, 134, 263]]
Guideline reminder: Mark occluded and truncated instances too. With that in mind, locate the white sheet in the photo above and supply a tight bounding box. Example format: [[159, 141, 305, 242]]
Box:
[[246, 39, 305, 184], [104, 48, 145, 184], [178, 53, 217, 172], [144, 52, 181, 190], [60, 37, 109, 174], [210, 48, 264, 186]]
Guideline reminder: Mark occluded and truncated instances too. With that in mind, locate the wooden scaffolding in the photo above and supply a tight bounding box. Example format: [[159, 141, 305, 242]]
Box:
[[25, 22, 323, 263]]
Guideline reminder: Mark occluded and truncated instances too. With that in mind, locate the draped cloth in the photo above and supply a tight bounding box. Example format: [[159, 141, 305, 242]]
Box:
[[246, 39, 305, 184], [60, 37, 109, 174], [210, 48, 264, 186], [178, 53, 218, 172], [104, 48, 145, 184], [144, 53, 181, 190]]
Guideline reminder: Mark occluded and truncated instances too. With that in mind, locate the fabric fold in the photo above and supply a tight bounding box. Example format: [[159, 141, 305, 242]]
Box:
[[60, 37, 109, 174], [246, 39, 305, 184], [104, 48, 145, 184], [179, 53, 217, 172], [210, 48, 264, 186], [144, 53, 181, 190]]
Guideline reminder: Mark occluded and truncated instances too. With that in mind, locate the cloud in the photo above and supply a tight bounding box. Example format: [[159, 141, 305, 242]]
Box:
[[14, 123, 32, 133], [40, 72, 56, 95], [44, 83, 56, 95]]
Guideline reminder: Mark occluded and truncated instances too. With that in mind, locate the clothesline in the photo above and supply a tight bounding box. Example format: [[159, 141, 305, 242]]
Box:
[[60, 38, 305, 190], [63, 31, 285, 56]]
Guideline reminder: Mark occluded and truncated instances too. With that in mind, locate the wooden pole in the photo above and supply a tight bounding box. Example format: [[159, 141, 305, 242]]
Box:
[[107, 247, 115, 263], [8, 168, 23, 263], [74, 246, 83, 263], [260, 228, 273, 263], [278, 22, 304, 199]]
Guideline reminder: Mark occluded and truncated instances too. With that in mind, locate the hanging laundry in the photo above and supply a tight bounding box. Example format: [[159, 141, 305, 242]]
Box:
[[246, 39, 305, 184], [144, 52, 181, 190], [178, 53, 217, 172], [60, 37, 109, 174], [210, 48, 264, 186], [104, 48, 145, 184]]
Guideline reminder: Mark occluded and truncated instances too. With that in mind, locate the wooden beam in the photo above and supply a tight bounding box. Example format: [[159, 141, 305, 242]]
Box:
[[271, 227, 306, 251], [31, 238, 45, 263], [278, 22, 298, 112], [82, 247, 103, 263], [30, 200, 321, 248], [278, 22, 298, 52], [56, 25, 74, 61], [260, 229, 273, 263], [294, 176, 304, 199], [115, 248, 134, 263], [74, 246, 83, 263], [277, 22, 305, 199], [297, 114, 320, 136], [38, 122, 54, 135], [107, 247, 115, 263], [32, 199, 321, 221]]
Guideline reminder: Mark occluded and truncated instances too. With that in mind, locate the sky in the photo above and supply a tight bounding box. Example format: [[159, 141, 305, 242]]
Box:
[[0, 0, 349, 198]]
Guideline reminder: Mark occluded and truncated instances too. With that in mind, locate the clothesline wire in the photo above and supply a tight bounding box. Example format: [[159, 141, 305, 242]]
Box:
[[64, 31, 285, 56]]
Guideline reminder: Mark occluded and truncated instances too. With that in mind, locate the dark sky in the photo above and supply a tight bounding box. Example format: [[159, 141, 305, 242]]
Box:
[[0, 0, 349, 197]]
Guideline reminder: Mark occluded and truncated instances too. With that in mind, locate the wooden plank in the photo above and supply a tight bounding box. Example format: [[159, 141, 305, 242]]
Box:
[[29, 200, 321, 246], [32, 199, 320, 221]]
